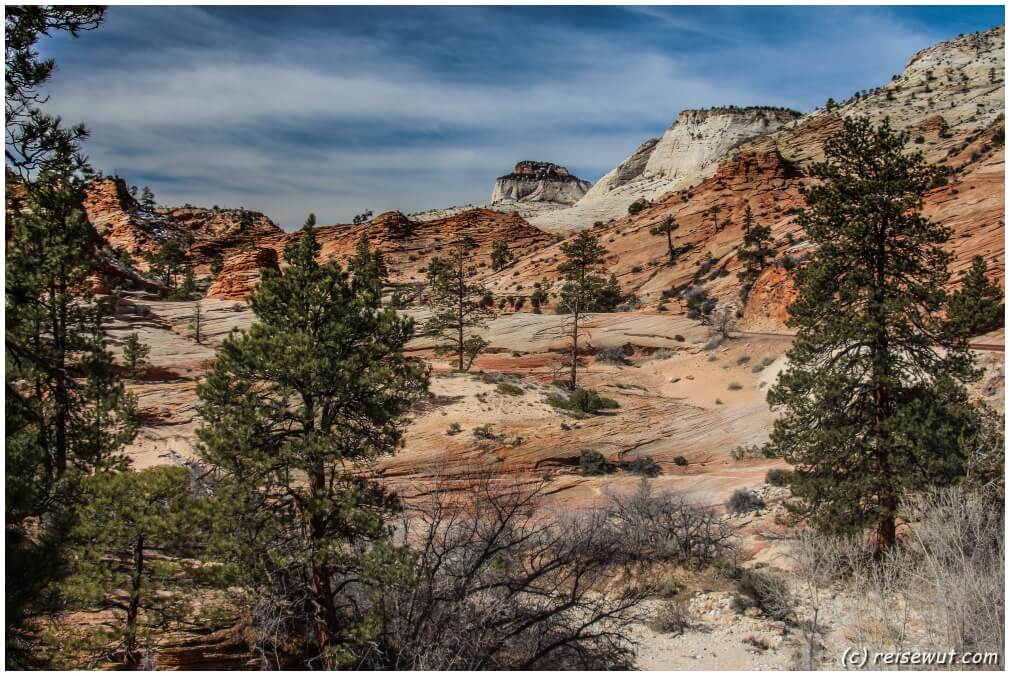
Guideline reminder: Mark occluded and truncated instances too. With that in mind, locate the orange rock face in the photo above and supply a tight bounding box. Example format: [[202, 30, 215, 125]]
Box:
[[205, 247, 280, 300]]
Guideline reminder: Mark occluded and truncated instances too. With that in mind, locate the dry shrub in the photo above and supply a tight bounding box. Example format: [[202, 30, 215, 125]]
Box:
[[650, 599, 692, 635]]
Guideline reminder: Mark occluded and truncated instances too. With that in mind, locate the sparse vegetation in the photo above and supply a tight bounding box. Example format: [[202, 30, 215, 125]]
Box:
[[726, 489, 765, 514], [496, 382, 523, 396], [547, 387, 620, 415]]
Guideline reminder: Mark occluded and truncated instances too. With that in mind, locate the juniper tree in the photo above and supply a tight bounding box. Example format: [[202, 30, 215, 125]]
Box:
[[197, 216, 428, 666], [764, 117, 980, 553], [650, 215, 680, 263], [557, 231, 621, 389], [62, 466, 214, 666], [423, 236, 494, 371], [490, 239, 515, 271], [947, 255, 1003, 337], [737, 205, 775, 301], [122, 333, 151, 380]]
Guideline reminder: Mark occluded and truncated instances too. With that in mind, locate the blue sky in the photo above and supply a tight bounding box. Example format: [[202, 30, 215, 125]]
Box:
[[36, 5, 1003, 228]]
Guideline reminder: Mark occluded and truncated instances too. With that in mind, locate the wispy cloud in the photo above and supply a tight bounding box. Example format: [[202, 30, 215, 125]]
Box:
[[34, 5, 1002, 228]]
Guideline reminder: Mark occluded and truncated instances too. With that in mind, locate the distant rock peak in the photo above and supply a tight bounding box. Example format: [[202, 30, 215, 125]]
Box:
[[491, 161, 591, 206]]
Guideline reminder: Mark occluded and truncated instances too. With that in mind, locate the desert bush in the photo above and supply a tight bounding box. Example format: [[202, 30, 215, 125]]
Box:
[[369, 474, 647, 669], [595, 345, 629, 364], [625, 457, 661, 478], [649, 600, 692, 635], [673, 455, 688, 467], [736, 570, 794, 622], [471, 424, 498, 441], [652, 349, 673, 360], [496, 382, 523, 396], [580, 450, 614, 476], [765, 468, 790, 486], [446, 422, 462, 436], [674, 334, 685, 342], [736, 355, 751, 365], [627, 198, 650, 215], [731, 444, 763, 461], [605, 482, 737, 568], [547, 388, 619, 415], [726, 489, 765, 514], [728, 382, 743, 391]]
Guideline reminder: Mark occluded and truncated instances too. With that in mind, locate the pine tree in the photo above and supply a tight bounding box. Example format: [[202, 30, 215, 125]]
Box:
[[947, 255, 1004, 337], [708, 204, 721, 232], [764, 117, 980, 553], [649, 215, 680, 263], [197, 216, 428, 666], [490, 239, 515, 271], [145, 239, 188, 291], [347, 233, 388, 295], [5, 13, 143, 661], [122, 333, 151, 380], [189, 300, 204, 344], [139, 186, 156, 212], [736, 205, 775, 301], [557, 231, 620, 389], [61, 467, 214, 666], [423, 236, 494, 371]]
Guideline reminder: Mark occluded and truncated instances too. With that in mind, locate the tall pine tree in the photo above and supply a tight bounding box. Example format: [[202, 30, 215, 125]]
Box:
[[197, 216, 428, 666], [764, 117, 980, 552], [557, 231, 621, 389], [423, 236, 493, 371]]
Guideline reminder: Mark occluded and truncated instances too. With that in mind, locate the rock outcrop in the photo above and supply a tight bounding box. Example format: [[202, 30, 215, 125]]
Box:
[[490, 161, 591, 206], [205, 247, 280, 300], [529, 107, 800, 232]]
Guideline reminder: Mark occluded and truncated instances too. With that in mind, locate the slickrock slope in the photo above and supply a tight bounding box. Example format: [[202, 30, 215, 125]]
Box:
[[528, 107, 801, 232], [205, 247, 280, 300], [490, 160, 592, 206]]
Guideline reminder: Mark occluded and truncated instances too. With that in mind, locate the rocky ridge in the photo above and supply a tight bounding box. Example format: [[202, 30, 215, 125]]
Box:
[[490, 160, 592, 206]]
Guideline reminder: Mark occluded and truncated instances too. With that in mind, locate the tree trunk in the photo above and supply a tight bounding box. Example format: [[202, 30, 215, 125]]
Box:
[[871, 222, 895, 555], [569, 306, 579, 390], [125, 532, 145, 664], [666, 232, 674, 262]]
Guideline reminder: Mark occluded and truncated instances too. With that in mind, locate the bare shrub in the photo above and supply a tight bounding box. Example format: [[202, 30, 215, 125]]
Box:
[[605, 481, 737, 569], [726, 489, 765, 514], [650, 599, 692, 635], [736, 569, 794, 622], [366, 474, 647, 669]]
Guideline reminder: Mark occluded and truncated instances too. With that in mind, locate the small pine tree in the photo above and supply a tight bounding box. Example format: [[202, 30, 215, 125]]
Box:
[[708, 204, 721, 232], [139, 186, 156, 212], [650, 215, 680, 263], [62, 467, 214, 665], [197, 215, 427, 666], [764, 117, 981, 553], [189, 300, 203, 344], [424, 236, 494, 371], [947, 255, 1004, 337], [737, 205, 775, 301], [347, 233, 388, 295], [122, 333, 150, 380], [490, 239, 515, 271], [558, 231, 619, 389]]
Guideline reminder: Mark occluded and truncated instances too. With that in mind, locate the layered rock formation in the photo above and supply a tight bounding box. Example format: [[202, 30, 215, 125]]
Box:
[[205, 247, 280, 300], [490, 160, 591, 206], [529, 107, 801, 232]]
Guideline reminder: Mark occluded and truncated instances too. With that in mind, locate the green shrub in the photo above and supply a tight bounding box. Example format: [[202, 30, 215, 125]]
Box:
[[625, 456, 661, 477], [547, 388, 620, 415], [446, 422, 462, 436], [472, 424, 498, 441], [496, 382, 523, 396], [579, 450, 614, 476], [736, 355, 751, 365], [728, 382, 743, 391], [766, 468, 790, 486], [674, 334, 685, 342], [673, 455, 688, 466], [627, 198, 650, 215], [595, 345, 628, 364]]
